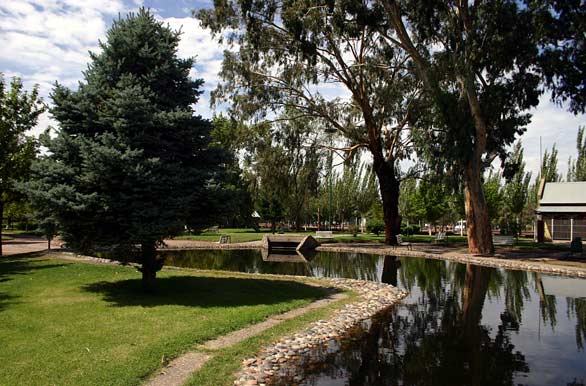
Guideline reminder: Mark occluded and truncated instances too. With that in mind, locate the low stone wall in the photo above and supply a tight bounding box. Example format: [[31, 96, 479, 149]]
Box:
[[160, 239, 262, 250], [233, 278, 407, 386], [318, 245, 586, 278]]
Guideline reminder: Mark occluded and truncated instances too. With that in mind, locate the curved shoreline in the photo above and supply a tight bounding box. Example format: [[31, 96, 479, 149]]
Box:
[[233, 278, 407, 386]]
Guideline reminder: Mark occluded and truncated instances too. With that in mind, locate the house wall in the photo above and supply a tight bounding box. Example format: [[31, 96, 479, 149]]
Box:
[[542, 214, 586, 241]]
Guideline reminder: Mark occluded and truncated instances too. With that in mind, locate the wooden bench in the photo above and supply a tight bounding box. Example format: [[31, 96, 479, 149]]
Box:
[[433, 231, 447, 244], [493, 235, 515, 246], [394, 234, 412, 250], [207, 226, 219, 233], [315, 231, 334, 239]]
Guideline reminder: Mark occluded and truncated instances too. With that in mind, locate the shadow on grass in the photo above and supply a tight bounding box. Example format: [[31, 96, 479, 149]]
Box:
[[82, 276, 331, 308]]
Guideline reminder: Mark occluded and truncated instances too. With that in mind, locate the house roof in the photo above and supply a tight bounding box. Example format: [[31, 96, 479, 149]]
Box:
[[536, 206, 586, 213], [539, 182, 586, 205]]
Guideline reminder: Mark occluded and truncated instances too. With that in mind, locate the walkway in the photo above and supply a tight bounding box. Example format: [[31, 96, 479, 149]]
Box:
[[1, 234, 52, 256]]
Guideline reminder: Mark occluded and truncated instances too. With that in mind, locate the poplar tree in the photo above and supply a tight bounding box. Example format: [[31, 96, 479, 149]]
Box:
[[568, 127, 586, 181], [25, 9, 227, 290]]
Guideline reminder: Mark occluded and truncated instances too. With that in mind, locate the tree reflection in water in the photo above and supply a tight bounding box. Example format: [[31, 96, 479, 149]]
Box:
[[275, 262, 532, 386]]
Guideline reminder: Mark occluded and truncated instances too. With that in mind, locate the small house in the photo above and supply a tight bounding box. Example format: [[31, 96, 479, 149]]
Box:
[[536, 181, 586, 241]]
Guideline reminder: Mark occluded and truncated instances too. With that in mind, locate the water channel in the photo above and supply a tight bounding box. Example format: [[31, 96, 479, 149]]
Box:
[[159, 249, 586, 386]]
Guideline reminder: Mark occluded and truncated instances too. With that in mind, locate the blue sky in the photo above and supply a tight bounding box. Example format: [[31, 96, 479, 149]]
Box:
[[1, 0, 584, 179]]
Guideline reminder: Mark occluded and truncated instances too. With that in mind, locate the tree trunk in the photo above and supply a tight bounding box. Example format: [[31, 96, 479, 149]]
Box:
[[372, 154, 401, 245], [381, 255, 400, 286], [141, 241, 158, 292], [463, 161, 494, 255], [461, 264, 491, 386]]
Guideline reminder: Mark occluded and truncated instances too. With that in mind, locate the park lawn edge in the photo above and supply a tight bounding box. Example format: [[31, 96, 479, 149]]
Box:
[[49, 254, 356, 386], [47, 254, 355, 383]]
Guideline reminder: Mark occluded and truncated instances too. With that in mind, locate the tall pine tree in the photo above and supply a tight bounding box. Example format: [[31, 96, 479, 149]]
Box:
[[25, 9, 227, 290]]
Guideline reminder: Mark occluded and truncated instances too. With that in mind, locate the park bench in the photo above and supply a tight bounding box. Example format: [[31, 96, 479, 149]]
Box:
[[315, 230, 334, 239], [394, 234, 412, 250], [207, 226, 219, 233], [433, 231, 447, 244], [218, 234, 231, 244], [493, 235, 515, 246]]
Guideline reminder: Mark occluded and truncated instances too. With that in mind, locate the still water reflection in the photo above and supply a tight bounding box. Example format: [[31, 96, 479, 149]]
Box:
[[159, 249, 586, 386]]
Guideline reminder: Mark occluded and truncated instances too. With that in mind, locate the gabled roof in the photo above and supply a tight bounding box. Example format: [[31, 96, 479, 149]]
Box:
[[539, 182, 586, 205]]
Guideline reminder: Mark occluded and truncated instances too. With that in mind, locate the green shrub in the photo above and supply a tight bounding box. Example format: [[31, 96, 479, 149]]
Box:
[[367, 219, 385, 236], [401, 224, 420, 236]]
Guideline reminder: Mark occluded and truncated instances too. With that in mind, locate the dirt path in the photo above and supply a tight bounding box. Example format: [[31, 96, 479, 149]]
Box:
[[144, 291, 347, 386], [1, 234, 55, 256]]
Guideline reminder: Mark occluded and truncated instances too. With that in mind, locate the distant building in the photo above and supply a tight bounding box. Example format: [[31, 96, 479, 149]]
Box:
[[536, 181, 586, 241]]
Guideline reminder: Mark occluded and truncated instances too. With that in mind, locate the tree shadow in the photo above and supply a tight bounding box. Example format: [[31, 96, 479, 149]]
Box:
[[82, 276, 332, 308]]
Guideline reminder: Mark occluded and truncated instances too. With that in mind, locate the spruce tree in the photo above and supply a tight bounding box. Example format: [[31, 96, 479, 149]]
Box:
[[25, 9, 227, 290]]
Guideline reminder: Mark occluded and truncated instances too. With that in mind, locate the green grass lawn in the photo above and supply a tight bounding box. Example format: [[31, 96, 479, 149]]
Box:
[[0, 255, 326, 386], [1, 234, 13, 240]]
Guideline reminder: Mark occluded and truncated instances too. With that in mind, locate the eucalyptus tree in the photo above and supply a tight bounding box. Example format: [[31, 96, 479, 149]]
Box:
[[197, 1, 424, 244], [24, 10, 227, 290], [532, 0, 586, 115], [376, 0, 544, 254], [0, 75, 45, 256]]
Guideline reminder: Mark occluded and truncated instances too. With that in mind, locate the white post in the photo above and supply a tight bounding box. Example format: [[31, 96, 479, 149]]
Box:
[[570, 218, 574, 240], [551, 218, 555, 240]]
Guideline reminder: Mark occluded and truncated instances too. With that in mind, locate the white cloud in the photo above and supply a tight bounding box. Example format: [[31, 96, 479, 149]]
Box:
[[159, 16, 230, 91], [0, 2, 230, 136], [522, 94, 585, 181], [0, 0, 132, 136]]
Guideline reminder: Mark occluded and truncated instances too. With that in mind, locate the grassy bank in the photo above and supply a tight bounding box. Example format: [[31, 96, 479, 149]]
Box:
[[0, 255, 326, 386]]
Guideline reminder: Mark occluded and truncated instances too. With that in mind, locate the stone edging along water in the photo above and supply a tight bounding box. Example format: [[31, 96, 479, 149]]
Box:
[[233, 278, 407, 386], [317, 245, 586, 278]]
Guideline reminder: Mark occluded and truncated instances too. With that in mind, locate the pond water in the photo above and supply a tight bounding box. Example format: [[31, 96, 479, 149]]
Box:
[[159, 249, 586, 386]]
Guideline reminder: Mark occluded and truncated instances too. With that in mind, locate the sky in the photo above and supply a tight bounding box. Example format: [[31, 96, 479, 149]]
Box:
[[1, 0, 584, 181]]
